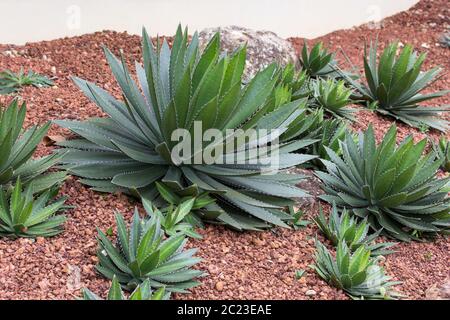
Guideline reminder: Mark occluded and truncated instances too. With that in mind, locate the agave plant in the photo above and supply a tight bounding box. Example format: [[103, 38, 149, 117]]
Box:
[[143, 192, 203, 239], [154, 181, 219, 229], [279, 108, 347, 169], [311, 240, 401, 299], [263, 64, 314, 136], [314, 203, 396, 256], [432, 136, 450, 172], [0, 178, 67, 238], [82, 275, 168, 300], [312, 78, 355, 120], [279, 107, 323, 144], [97, 210, 203, 292], [299, 42, 338, 78], [55, 26, 317, 230], [277, 63, 312, 101], [307, 117, 347, 166], [317, 124, 450, 241], [0, 68, 53, 94], [343, 41, 449, 132], [0, 99, 66, 192], [288, 205, 310, 230]]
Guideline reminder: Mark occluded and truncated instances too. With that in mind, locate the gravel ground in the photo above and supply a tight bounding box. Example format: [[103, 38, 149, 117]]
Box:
[[0, 0, 448, 300]]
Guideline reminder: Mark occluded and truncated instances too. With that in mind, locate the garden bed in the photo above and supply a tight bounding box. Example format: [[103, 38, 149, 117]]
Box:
[[0, 0, 448, 300]]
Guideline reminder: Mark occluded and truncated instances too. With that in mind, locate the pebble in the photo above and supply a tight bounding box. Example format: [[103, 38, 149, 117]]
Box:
[[215, 281, 224, 291], [305, 290, 317, 296], [4, 50, 15, 57], [251, 238, 264, 246], [208, 265, 220, 274], [38, 279, 49, 290]]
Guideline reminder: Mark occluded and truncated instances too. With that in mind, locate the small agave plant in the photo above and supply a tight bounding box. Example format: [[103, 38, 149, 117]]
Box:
[[55, 25, 317, 230], [299, 42, 338, 78], [343, 41, 449, 132], [96, 209, 203, 292], [312, 240, 401, 299], [312, 78, 355, 120], [280, 108, 347, 169], [0, 99, 65, 192], [276, 63, 312, 101], [0, 68, 53, 94], [0, 178, 67, 238], [264, 66, 310, 114], [314, 203, 396, 257], [317, 124, 450, 241], [155, 181, 218, 229], [307, 117, 347, 167], [279, 107, 323, 143], [432, 136, 450, 172], [143, 190, 204, 239], [82, 275, 168, 300]]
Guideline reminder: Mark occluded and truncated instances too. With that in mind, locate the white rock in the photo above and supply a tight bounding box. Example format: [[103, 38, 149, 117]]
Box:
[[198, 26, 297, 81], [3, 50, 14, 57], [305, 289, 316, 296]]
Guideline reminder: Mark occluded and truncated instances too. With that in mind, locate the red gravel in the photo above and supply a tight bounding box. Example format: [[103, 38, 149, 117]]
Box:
[[0, 0, 448, 300]]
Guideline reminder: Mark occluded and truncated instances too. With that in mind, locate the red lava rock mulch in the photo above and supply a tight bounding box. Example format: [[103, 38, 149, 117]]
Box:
[[0, 0, 448, 300]]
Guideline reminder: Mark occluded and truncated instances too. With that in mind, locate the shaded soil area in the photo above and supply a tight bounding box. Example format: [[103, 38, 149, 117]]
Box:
[[0, 0, 448, 299]]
